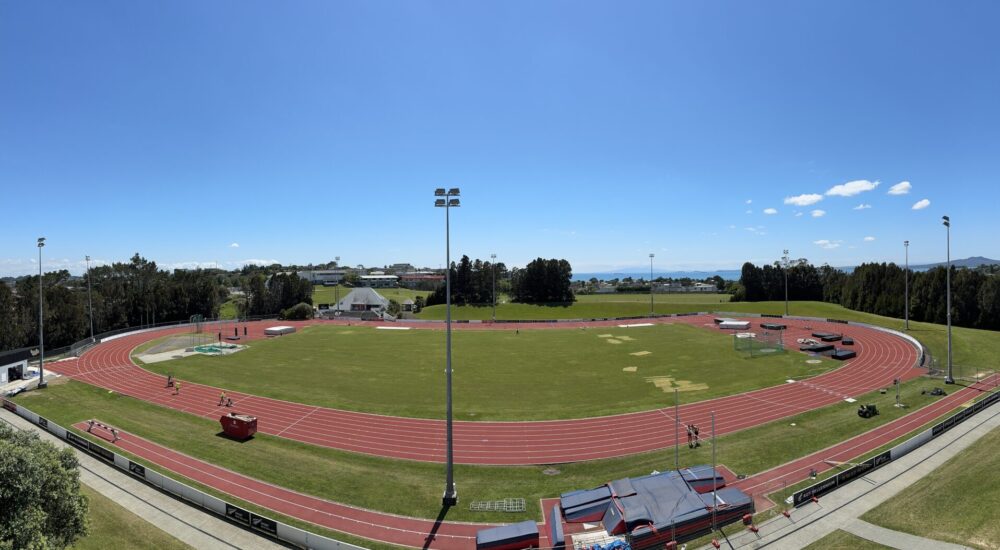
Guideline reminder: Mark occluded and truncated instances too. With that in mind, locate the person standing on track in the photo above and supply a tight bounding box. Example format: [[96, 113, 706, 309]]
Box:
[[174, 381, 181, 395], [219, 391, 226, 406], [166, 374, 173, 388]]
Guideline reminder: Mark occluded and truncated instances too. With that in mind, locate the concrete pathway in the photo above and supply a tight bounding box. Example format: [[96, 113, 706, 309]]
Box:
[[0, 408, 285, 550], [842, 518, 970, 550], [700, 398, 1000, 549]]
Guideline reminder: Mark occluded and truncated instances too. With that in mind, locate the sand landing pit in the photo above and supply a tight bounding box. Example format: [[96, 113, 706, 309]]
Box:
[[606, 339, 623, 344], [643, 376, 710, 393], [630, 351, 652, 357], [597, 334, 614, 338], [622, 367, 638, 373]]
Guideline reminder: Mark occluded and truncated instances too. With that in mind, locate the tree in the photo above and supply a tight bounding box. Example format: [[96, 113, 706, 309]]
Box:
[[510, 258, 575, 303], [0, 423, 89, 549]]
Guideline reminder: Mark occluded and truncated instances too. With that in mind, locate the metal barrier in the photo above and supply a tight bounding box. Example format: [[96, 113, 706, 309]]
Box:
[[1, 399, 365, 550]]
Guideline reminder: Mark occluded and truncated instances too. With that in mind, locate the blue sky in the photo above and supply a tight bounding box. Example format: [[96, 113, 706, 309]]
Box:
[[2, 1, 998, 276]]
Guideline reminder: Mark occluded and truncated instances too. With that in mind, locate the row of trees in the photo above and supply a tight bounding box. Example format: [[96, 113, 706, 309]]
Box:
[[426, 255, 509, 306], [736, 260, 1000, 331], [0, 254, 226, 352], [0, 255, 319, 353], [425, 256, 574, 305], [241, 272, 313, 317]]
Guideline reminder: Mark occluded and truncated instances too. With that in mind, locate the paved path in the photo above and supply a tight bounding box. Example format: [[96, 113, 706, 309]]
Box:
[[47, 316, 922, 464], [0, 408, 285, 550], [703, 397, 1000, 549]]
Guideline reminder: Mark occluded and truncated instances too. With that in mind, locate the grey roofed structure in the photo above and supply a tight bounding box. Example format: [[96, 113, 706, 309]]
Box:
[[335, 287, 390, 312]]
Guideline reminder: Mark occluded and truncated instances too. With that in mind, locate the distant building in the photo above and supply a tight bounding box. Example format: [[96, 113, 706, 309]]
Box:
[[297, 270, 347, 285], [334, 288, 390, 312], [389, 263, 415, 273], [691, 283, 717, 292], [359, 274, 399, 288]]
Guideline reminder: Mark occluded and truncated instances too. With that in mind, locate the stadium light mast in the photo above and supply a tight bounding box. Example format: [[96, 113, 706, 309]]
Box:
[[943, 216, 954, 384], [649, 253, 655, 317], [491, 253, 497, 321], [904, 241, 909, 331], [435, 187, 460, 506], [37, 238, 47, 389], [782, 250, 790, 316], [85, 255, 95, 341]]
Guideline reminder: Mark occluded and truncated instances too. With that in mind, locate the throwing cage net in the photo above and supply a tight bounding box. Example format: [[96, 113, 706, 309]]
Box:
[[733, 329, 785, 358]]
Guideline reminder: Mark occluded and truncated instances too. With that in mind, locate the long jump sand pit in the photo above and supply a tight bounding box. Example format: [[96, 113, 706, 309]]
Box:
[[643, 376, 710, 393]]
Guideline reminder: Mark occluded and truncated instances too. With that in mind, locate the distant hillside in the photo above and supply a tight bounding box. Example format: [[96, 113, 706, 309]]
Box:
[[910, 256, 1000, 270]]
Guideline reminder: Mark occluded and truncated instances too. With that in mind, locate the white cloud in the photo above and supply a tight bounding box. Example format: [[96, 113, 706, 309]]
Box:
[[813, 239, 842, 249], [745, 199, 752, 205], [912, 199, 931, 210], [853, 203, 872, 210], [811, 209, 826, 218], [888, 181, 912, 195], [746, 209, 753, 214], [230, 243, 240, 248], [784, 193, 824, 206], [795, 212, 804, 217], [763, 208, 778, 215], [826, 180, 880, 197], [728, 225, 737, 229], [864, 236, 876, 242]]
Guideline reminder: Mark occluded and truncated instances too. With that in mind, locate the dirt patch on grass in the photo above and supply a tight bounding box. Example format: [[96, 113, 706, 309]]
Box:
[[623, 367, 638, 373], [630, 351, 651, 357]]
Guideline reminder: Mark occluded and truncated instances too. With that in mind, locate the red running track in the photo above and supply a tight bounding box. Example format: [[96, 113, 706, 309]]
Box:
[[49, 316, 922, 465], [72, 376, 1000, 550]]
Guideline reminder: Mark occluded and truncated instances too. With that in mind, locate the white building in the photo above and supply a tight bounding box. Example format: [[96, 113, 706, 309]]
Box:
[[360, 274, 399, 288], [297, 270, 347, 285], [334, 288, 390, 312]]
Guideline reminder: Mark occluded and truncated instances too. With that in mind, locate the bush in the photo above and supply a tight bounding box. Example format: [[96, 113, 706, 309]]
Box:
[[280, 302, 314, 320]]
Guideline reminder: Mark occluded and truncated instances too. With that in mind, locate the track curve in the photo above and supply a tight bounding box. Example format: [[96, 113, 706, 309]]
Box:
[[48, 315, 922, 465]]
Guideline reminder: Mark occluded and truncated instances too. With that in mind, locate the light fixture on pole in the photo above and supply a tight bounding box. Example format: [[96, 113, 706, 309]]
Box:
[[903, 241, 909, 331], [37, 237, 47, 389], [782, 250, 790, 316], [85, 255, 95, 341], [943, 216, 954, 384], [435, 187, 460, 506], [491, 253, 497, 322], [649, 253, 655, 317]]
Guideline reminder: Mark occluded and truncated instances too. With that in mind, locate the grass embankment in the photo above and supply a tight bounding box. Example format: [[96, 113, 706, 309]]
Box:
[[135, 323, 833, 420], [15, 375, 957, 525], [72, 485, 192, 550], [803, 530, 893, 549], [862, 425, 1000, 549]]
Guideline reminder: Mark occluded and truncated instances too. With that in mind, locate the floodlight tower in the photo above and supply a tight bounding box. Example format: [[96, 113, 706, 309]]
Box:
[[904, 241, 909, 331], [491, 253, 497, 322], [85, 255, 95, 341], [435, 187, 460, 506], [782, 250, 790, 316], [943, 216, 954, 384], [649, 253, 655, 316], [37, 238, 47, 389]]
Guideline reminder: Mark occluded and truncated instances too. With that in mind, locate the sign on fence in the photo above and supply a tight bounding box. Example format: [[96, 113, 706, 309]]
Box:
[[226, 504, 251, 526], [251, 513, 279, 537]]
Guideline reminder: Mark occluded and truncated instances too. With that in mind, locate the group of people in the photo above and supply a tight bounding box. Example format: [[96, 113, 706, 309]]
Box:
[[686, 423, 701, 448], [164, 374, 232, 407]]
